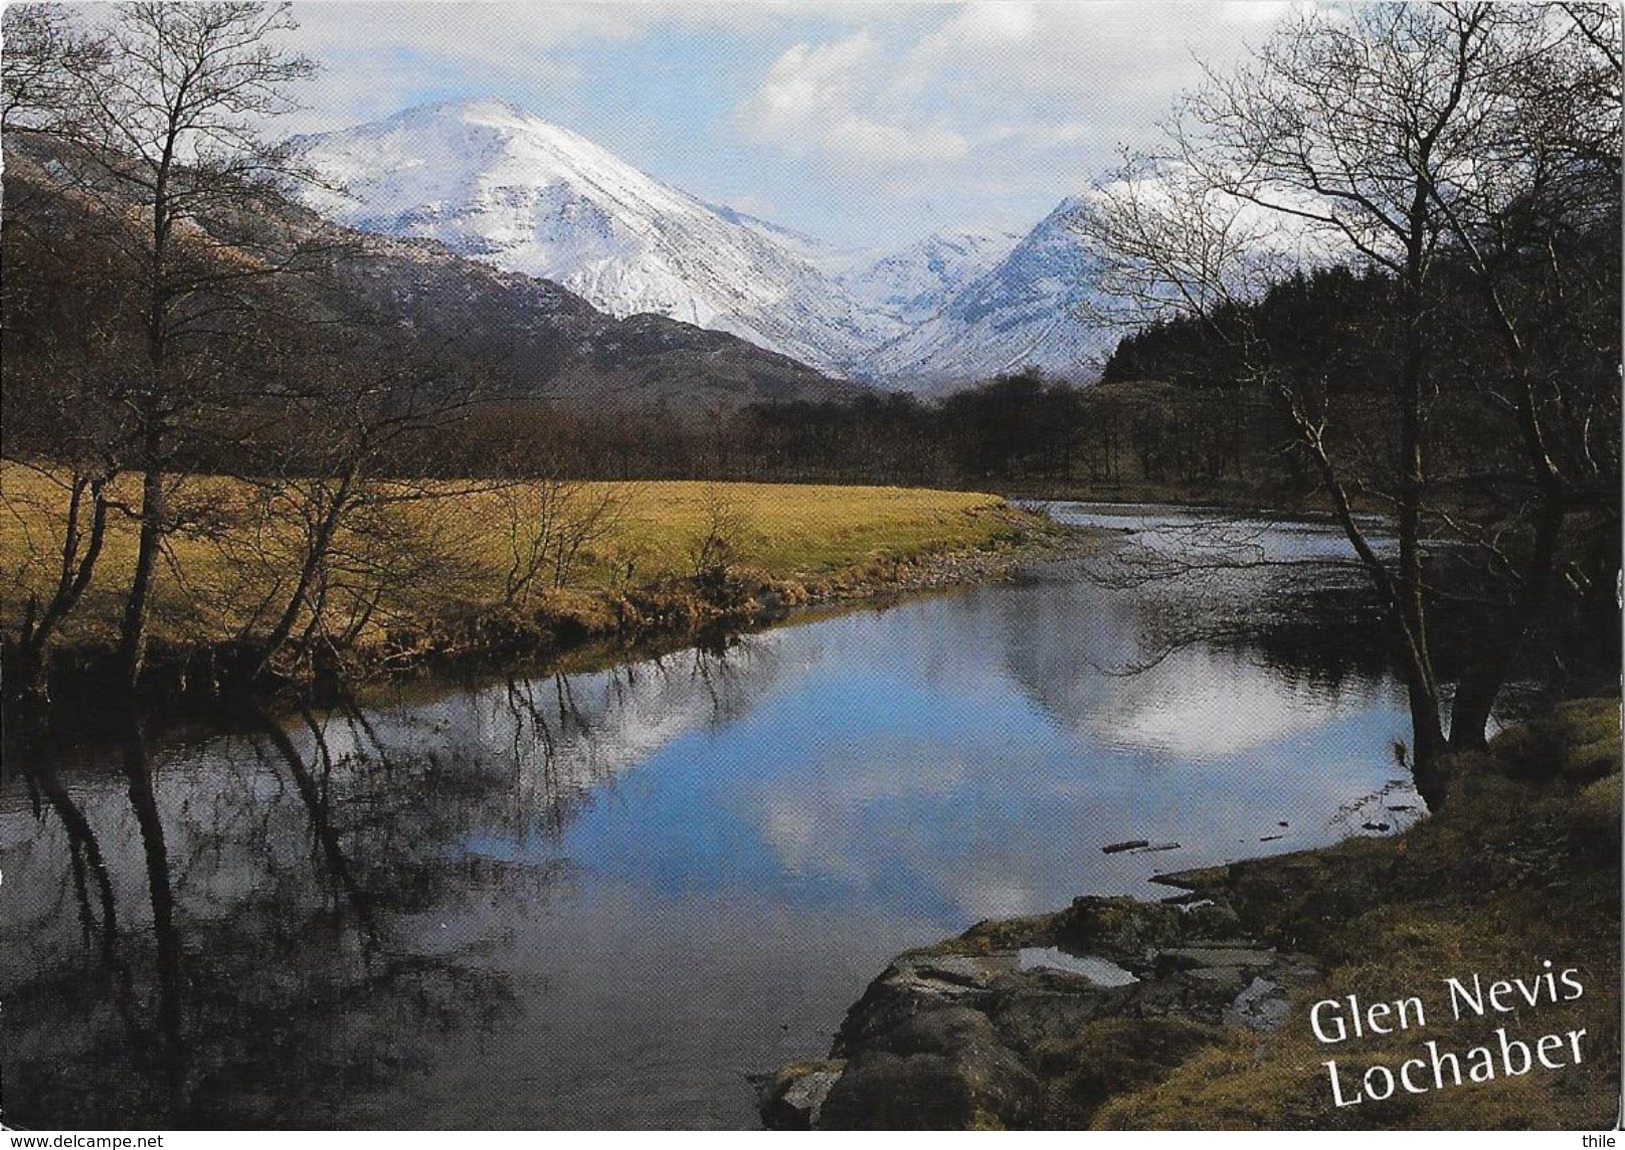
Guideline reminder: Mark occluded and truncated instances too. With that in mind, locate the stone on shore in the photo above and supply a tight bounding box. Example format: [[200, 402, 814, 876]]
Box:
[[761, 894, 1317, 1129]]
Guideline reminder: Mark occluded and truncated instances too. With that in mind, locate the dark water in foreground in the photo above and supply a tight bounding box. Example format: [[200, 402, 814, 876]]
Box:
[[1, 505, 1420, 1129]]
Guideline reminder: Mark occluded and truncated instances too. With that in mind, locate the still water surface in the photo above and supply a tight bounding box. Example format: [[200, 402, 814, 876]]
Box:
[[1, 505, 1418, 1128]]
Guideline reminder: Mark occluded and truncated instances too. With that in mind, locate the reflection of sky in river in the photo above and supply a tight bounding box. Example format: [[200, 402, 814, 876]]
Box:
[[2, 507, 1423, 1129], [459, 585, 1414, 925]]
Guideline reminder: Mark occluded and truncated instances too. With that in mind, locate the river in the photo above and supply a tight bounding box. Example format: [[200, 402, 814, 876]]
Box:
[[1, 504, 1422, 1128]]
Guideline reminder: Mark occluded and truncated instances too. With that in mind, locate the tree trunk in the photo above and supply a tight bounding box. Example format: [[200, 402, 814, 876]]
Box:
[[1447, 477, 1568, 751], [23, 478, 110, 672], [254, 468, 359, 679], [1405, 671, 1451, 810], [117, 455, 165, 694]]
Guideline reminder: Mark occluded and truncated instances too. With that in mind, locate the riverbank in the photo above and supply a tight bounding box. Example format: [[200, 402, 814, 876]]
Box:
[[759, 698, 1621, 1130], [1, 473, 1086, 718], [1000, 477, 1299, 511]]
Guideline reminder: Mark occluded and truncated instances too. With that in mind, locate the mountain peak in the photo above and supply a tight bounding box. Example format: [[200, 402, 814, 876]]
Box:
[[838, 228, 1020, 327], [294, 103, 1105, 392], [383, 96, 538, 126], [350, 97, 616, 166], [295, 101, 905, 374]]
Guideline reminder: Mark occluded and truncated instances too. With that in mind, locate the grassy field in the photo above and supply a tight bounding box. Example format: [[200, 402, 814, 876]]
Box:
[[0, 464, 1027, 652]]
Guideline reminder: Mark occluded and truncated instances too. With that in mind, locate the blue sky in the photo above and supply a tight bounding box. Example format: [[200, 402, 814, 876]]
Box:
[[269, 2, 1292, 250]]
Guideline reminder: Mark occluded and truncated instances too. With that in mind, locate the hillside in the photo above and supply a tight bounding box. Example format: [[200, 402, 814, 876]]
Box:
[[326, 229, 865, 410], [1, 140, 862, 421], [294, 100, 904, 376], [861, 198, 1116, 393]]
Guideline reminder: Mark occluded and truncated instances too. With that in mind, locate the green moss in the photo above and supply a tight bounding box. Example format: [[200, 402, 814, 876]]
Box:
[[1572, 773, 1623, 840], [1554, 697, 1619, 741], [1486, 700, 1621, 786], [1486, 722, 1566, 781], [955, 913, 1062, 952], [1090, 1033, 1326, 1129], [1054, 896, 1181, 955]]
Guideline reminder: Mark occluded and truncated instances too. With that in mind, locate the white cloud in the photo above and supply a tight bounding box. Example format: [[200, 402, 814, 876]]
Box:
[[289, 1, 645, 64], [280, 0, 890, 133], [251, 0, 1305, 243], [833, 119, 968, 163], [736, 1, 1291, 180], [744, 32, 873, 135], [736, 31, 967, 166]]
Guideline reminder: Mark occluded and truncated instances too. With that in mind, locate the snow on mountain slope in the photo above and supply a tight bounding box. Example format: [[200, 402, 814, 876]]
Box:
[[295, 100, 902, 374], [860, 199, 1114, 393], [296, 99, 1117, 395], [839, 230, 1020, 326], [703, 203, 864, 276]]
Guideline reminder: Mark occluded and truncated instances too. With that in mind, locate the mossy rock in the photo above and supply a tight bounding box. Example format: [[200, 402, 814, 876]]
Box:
[[957, 913, 1061, 952], [1565, 743, 1620, 785], [1212, 843, 1401, 948], [1088, 1032, 1332, 1129], [1560, 706, 1621, 783], [1181, 900, 1243, 938], [1554, 697, 1620, 747], [776, 698, 1621, 1131], [758, 1060, 845, 1129], [1442, 755, 1538, 829], [1054, 897, 1181, 958], [1571, 773, 1623, 841], [1487, 720, 1568, 782], [1486, 700, 1620, 787]]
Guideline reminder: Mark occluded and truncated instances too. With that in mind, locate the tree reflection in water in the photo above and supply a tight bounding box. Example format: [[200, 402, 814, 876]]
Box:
[[3, 640, 770, 1128], [6, 707, 522, 1125], [0, 535, 1456, 1129]]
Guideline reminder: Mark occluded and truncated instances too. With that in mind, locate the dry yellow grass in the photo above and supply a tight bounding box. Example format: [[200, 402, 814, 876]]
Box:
[[0, 463, 1021, 649]]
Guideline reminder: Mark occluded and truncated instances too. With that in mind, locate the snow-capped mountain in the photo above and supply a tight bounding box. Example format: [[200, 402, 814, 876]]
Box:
[[295, 99, 1114, 394], [294, 100, 902, 375], [860, 199, 1114, 393], [839, 230, 1020, 326]]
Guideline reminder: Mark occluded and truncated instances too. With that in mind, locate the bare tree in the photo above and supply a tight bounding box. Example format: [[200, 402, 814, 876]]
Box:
[[1076, 3, 1620, 805], [8, 10, 574, 699], [1, 3, 108, 134], [1406, 4, 1621, 747], [2, 8, 122, 702], [690, 483, 748, 594], [498, 458, 639, 605], [19, 1, 322, 693], [1, 194, 138, 700], [189, 335, 502, 683]]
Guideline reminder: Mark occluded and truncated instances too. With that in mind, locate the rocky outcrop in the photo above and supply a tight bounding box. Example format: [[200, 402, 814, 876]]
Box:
[[758, 895, 1318, 1130]]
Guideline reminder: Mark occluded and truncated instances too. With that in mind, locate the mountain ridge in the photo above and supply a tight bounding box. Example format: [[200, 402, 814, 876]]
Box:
[[294, 98, 1112, 393], [1, 137, 861, 419], [294, 99, 904, 375], [859, 198, 1115, 392]]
